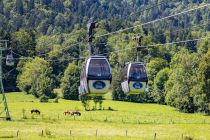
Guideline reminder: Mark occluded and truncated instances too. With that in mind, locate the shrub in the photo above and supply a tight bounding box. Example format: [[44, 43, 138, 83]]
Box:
[[40, 95, 49, 102], [61, 63, 80, 100]]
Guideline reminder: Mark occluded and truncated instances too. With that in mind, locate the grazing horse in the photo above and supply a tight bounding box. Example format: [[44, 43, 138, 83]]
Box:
[[31, 109, 40, 115], [71, 111, 81, 116], [63, 110, 72, 115]]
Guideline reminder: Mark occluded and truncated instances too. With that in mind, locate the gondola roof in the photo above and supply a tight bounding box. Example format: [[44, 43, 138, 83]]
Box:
[[124, 62, 146, 65], [89, 56, 107, 58]]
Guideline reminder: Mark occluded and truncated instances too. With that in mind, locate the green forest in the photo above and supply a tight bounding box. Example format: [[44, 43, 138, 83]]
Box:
[[0, 0, 210, 114]]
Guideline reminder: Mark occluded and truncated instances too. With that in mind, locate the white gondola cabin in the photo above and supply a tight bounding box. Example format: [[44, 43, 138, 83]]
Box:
[[121, 62, 148, 94], [6, 54, 14, 66], [79, 56, 112, 96]]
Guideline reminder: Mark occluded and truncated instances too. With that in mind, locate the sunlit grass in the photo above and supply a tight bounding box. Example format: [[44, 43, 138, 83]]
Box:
[[0, 92, 209, 140]]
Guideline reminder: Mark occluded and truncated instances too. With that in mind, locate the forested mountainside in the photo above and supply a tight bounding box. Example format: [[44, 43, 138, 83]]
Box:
[[0, 0, 207, 34], [0, 0, 210, 114]]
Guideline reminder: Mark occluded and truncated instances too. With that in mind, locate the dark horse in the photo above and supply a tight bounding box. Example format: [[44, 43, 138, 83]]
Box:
[[71, 111, 81, 116], [31, 109, 40, 115]]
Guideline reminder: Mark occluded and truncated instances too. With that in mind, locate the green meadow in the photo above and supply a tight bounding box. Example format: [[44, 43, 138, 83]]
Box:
[[0, 92, 210, 140]]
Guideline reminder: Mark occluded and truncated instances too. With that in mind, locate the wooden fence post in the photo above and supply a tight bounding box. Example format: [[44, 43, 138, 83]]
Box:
[[154, 133, 157, 140], [16, 130, 19, 137], [96, 129, 98, 137], [126, 130, 128, 136]]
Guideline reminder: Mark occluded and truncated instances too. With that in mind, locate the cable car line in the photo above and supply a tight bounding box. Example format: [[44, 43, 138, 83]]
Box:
[[36, 20, 210, 59], [57, 3, 210, 52], [11, 50, 29, 58], [95, 3, 210, 38], [86, 0, 175, 36], [2, 68, 16, 79], [93, 22, 210, 50], [8, 3, 208, 61], [108, 0, 176, 23], [147, 36, 210, 47], [39, 2, 208, 57], [9, 20, 210, 61], [9, 50, 86, 61], [100, 20, 210, 47], [94, 35, 210, 57], [121, 35, 148, 94], [6, 3, 210, 63], [92, 20, 210, 51], [78, 21, 112, 96], [151, 20, 210, 38], [7, 36, 210, 61], [6, 36, 210, 62], [6, 8, 210, 61]]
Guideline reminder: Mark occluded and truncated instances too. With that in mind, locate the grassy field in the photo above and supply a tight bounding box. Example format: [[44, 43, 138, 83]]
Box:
[[0, 92, 210, 140]]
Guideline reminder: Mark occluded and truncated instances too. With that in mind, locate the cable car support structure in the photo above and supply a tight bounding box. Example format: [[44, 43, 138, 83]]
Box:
[[0, 40, 11, 121]]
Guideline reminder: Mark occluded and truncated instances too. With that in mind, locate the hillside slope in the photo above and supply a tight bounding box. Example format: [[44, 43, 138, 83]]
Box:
[[0, 0, 206, 34], [0, 92, 209, 139]]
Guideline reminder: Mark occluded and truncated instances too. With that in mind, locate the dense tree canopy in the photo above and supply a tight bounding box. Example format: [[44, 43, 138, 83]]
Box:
[[165, 49, 199, 113], [17, 57, 55, 99], [0, 0, 210, 113], [61, 63, 80, 100]]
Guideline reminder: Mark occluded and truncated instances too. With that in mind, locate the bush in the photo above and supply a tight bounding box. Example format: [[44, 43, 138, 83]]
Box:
[[153, 68, 171, 104], [53, 97, 59, 103], [40, 95, 49, 102], [165, 49, 199, 113], [184, 136, 194, 140], [79, 95, 91, 111], [36, 76, 56, 99], [111, 67, 126, 101], [23, 85, 31, 94], [61, 63, 80, 100], [108, 106, 114, 111], [17, 57, 55, 98], [93, 96, 103, 110], [45, 129, 52, 136]]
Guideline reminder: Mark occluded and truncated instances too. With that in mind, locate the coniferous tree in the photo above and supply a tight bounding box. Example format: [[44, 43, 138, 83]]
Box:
[[0, 0, 4, 14], [51, 0, 64, 13], [16, 0, 24, 15], [28, 0, 35, 11], [42, 0, 51, 5]]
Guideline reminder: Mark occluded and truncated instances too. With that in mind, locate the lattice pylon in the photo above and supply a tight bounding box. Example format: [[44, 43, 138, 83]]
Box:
[[0, 40, 11, 121]]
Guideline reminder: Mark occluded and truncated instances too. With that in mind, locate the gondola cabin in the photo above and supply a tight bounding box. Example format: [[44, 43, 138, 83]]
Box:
[[121, 62, 148, 94], [79, 56, 112, 96], [6, 54, 14, 66]]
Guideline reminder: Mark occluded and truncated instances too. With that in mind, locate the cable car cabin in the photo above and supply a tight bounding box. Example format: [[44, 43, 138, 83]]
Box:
[[121, 62, 148, 94], [6, 54, 14, 66], [79, 56, 112, 96]]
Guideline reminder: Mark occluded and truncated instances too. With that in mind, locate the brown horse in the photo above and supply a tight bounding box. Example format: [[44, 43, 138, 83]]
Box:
[[31, 109, 40, 115], [63, 110, 72, 115]]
